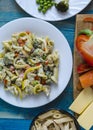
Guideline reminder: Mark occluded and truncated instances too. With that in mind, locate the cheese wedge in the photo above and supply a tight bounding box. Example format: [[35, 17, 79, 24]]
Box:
[[77, 101, 93, 130], [69, 87, 93, 114]]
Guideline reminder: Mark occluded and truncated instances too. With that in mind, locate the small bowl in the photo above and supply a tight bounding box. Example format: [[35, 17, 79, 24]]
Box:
[[29, 108, 80, 130]]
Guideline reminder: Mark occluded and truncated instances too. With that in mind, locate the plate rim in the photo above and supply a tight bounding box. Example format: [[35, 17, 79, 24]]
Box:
[[0, 17, 73, 108], [15, 0, 92, 21]]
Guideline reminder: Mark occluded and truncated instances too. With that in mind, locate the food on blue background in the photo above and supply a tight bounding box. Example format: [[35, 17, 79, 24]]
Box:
[[31, 109, 77, 130], [76, 28, 93, 89], [70, 16, 93, 130], [76, 33, 93, 66], [69, 87, 93, 114]]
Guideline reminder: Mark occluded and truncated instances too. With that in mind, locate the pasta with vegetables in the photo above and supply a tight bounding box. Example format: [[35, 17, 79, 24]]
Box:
[[0, 31, 59, 98]]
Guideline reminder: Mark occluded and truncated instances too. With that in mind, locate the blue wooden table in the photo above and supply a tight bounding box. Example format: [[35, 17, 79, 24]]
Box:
[[0, 0, 93, 130]]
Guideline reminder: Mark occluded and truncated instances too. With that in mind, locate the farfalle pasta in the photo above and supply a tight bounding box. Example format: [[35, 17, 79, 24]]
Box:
[[0, 31, 59, 98]]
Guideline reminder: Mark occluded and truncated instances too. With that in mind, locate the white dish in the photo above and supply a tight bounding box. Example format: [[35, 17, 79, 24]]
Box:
[[15, 0, 91, 21], [0, 18, 72, 108]]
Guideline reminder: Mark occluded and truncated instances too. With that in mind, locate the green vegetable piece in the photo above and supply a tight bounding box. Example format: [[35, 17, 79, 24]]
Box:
[[42, 8, 47, 14], [47, 0, 51, 4], [0, 66, 3, 71], [48, 3, 52, 8], [42, 54, 47, 60], [36, 0, 55, 14], [38, 4, 43, 12], [44, 2, 47, 6], [32, 80, 39, 86], [36, 0, 40, 4], [55, 0, 69, 12], [40, 0, 44, 4], [38, 6, 42, 12], [44, 6, 48, 10], [79, 29, 93, 36], [51, 1, 55, 5]]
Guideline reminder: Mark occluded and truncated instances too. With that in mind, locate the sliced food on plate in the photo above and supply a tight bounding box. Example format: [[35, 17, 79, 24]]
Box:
[[69, 14, 93, 130]]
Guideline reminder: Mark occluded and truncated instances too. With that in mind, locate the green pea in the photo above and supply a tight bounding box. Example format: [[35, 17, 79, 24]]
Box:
[[43, 0, 47, 2], [38, 6, 42, 11], [36, 0, 55, 14], [48, 3, 52, 8], [44, 6, 49, 11], [51, 1, 55, 5], [36, 0, 40, 4], [44, 2, 47, 6], [40, 0, 44, 4], [42, 8, 47, 14], [47, 0, 51, 3], [40, 4, 43, 8]]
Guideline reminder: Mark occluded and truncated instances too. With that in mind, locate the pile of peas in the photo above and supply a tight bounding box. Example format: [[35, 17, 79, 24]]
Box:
[[36, 0, 56, 14]]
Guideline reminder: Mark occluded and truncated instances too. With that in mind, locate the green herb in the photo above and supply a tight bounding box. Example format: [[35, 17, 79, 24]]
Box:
[[0, 66, 3, 71], [32, 80, 39, 86], [42, 54, 47, 60]]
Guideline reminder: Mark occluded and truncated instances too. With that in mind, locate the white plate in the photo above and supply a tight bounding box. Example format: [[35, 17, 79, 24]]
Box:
[[15, 0, 91, 21], [0, 18, 72, 108]]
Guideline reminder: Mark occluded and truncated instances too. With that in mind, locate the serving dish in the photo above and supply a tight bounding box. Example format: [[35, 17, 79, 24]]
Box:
[[15, 0, 92, 21], [73, 14, 93, 98], [29, 108, 80, 130], [0, 17, 72, 108], [69, 14, 93, 130]]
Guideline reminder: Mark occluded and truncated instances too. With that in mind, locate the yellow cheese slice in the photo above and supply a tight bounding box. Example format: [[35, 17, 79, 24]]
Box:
[[77, 101, 93, 130], [69, 87, 93, 114]]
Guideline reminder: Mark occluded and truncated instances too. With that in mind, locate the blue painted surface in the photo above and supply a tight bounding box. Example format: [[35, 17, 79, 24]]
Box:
[[0, 0, 92, 129]]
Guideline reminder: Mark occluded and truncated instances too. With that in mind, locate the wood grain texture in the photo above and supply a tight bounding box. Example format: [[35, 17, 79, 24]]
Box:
[[74, 14, 93, 99], [0, 0, 92, 130]]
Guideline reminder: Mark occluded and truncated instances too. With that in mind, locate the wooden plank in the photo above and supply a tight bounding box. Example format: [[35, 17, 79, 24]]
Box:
[[74, 14, 93, 99]]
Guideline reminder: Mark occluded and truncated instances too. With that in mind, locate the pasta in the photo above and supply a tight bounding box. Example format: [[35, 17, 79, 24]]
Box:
[[31, 110, 77, 130], [0, 31, 59, 98]]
